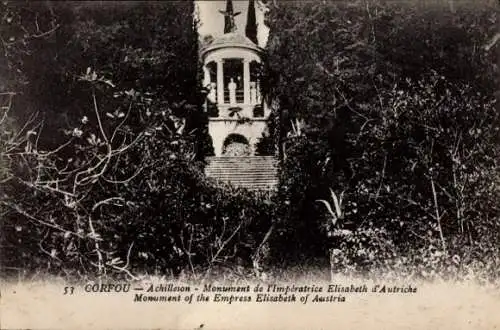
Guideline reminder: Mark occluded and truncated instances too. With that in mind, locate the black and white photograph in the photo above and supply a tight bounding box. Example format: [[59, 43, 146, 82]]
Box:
[[1, 0, 499, 328]]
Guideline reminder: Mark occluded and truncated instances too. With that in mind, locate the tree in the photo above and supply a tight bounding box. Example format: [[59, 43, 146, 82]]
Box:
[[246, 0, 258, 44], [264, 0, 499, 273]]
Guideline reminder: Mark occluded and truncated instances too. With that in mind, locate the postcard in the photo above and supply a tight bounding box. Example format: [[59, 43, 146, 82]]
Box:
[[1, 0, 499, 329]]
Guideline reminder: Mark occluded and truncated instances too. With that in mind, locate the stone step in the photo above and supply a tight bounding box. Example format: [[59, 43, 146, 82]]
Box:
[[212, 177, 278, 184], [206, 165, 277, 169], [206, 175, 278, 180], [207, 159, 278, 164], [208, 178, 278, 187], [205, 156, 279, 191], [207, 168, 278, 172], [207, 173, 277, 182], [214, 181, 278, 188], [206, 173, 279, 180], [216, 181, 279, 186], [206, 163, 278, 168], [207, 163, 278, 167], [206, 166, 278, 172]]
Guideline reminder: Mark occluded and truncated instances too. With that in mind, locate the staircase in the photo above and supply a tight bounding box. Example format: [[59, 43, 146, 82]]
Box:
[[205, 156, 279, 191]]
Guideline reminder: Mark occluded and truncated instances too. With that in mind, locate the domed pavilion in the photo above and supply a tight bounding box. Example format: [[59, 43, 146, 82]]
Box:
[[201, 0, 277, 190], [200, 0, 269, 157]]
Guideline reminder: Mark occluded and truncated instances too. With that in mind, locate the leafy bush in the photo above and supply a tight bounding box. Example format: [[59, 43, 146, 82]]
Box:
[[1, 0, 498, 283], [0, 1, 276, 281], [1, 72, 276, 280], [264, 0, 499, 278]]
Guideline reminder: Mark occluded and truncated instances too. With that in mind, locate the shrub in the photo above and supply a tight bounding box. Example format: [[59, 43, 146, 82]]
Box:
[[264, 0, 499, 277]]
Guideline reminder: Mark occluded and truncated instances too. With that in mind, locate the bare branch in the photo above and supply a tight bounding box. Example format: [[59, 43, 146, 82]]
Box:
[[204, 220, 244, 279], [375, 153, 387, 199], [485, 32, 500, 52], [92, 89, 109, 144], [2, 201, 84, 239], [29, 24, 60, 40], [91, 197, 125, 212], [102, 165, 145, 184], [111, 100, 133, 143], [430, 177, 447, 254]]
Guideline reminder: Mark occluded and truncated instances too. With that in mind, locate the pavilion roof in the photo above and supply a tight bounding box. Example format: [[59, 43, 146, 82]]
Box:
[[201, 32, 262, 56]]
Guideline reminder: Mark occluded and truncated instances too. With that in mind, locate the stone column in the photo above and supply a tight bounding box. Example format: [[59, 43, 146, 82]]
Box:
[[243, 59, 250, 104], [203, 65, 210, 87], [250, 82, 256, 104], [216, 59, 224, 104], [249, 137, 257, 156], [256, 80, 262, 104]]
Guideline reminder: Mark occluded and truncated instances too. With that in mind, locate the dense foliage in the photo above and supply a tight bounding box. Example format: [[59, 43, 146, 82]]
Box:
[[0, 1, 272, 280], [265, 0, 499, 278], [1, 0, 498, 282]]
